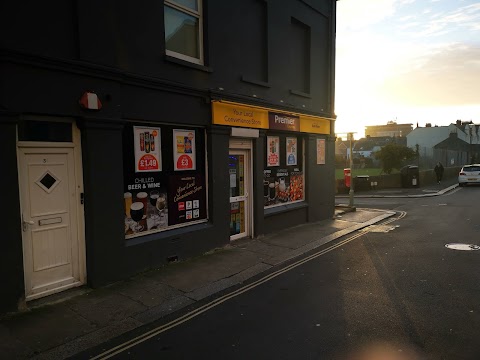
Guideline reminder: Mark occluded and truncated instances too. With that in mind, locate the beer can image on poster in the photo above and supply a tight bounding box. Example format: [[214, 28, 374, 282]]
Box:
[[145, 131, 150, 153], [134, 126, 161, 172]]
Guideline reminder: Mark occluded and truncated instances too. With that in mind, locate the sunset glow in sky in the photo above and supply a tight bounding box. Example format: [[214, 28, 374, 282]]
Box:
[[335, 0, 480, 138]]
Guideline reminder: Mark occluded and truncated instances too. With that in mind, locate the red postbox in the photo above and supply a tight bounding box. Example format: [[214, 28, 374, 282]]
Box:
[[344, 168, 351, 188]]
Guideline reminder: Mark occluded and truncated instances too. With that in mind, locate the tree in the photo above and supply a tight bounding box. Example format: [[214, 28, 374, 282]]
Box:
[[374, 143, 416, 174]]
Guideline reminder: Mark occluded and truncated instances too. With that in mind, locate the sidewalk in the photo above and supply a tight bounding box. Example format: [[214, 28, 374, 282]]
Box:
[[0, 208, 395, 360], [336, 177, 459, 199]]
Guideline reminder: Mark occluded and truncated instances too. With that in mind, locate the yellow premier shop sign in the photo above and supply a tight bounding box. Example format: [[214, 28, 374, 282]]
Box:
[[212, 101, 269, 129], [299, 115, 331, 135], [212, 101, 331, 134]]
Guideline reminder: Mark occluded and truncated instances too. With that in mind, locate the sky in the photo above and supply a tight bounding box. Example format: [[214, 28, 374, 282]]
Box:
[[335, 0, 480, 139]]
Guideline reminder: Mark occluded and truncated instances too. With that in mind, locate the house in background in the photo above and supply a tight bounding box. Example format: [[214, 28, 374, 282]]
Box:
[[365, 121, 413, 138], [407, 120, 480, 166]]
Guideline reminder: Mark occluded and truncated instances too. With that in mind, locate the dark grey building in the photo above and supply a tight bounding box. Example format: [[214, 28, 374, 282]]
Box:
[[0, 0, 337, 313]]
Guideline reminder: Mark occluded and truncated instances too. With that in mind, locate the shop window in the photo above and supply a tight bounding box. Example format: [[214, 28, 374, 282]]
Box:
[[122, 124, 208, 239], [264, 133, 304, 208], [164, 0, 203, 65]]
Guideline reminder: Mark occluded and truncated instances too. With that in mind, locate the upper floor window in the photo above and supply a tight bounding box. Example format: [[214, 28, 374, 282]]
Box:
[[164, 0, 203, 65]]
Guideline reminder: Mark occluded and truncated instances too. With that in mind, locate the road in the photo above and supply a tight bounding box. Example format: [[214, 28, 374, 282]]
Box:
[[87, 186, 480, 360]]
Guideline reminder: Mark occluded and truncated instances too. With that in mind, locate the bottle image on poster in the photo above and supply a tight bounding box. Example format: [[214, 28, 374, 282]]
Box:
[[134, 126, 161, 173], [173, 129, 196, 171]]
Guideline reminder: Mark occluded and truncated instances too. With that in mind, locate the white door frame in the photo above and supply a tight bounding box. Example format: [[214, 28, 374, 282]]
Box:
[[229, 139, 253, 241], [17, 123, 86, 300]]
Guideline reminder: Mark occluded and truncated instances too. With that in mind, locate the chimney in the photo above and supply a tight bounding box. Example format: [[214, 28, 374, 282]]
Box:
[[426, 123, 432, 127], [456, 120, 462, 126]]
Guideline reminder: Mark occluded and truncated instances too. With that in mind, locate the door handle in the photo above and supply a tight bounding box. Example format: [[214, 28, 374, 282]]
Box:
[[24, 220, 34, 225]]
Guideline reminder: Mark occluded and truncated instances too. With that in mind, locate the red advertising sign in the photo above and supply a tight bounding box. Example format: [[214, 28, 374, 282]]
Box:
[[176, 154, 194, 170]]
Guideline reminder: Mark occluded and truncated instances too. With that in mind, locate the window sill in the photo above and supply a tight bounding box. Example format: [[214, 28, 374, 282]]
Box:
[[241, 76, 271, 88], [289, 89, 311, 99], [264, 201, 308, 217], [165, 55, 213, 73]]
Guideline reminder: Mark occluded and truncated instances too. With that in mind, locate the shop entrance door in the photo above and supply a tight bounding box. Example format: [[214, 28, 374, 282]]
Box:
[[18, 146, 85, 300], [229, 149, 251, 240]]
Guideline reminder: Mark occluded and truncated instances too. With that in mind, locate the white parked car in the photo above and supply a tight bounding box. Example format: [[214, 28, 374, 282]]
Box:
[[458, 164, 480, 186]]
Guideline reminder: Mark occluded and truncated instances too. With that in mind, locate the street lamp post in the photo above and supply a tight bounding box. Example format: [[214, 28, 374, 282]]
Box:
[[348, 132, 355, 208]]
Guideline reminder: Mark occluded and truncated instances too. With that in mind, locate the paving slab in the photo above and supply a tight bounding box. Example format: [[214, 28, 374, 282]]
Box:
[[153, 248, 266, 292], [233, 239, 292, 257], [132, 295, 195, 324], [2, 305, 95, 355], [115, 278, 184, 308], [69, 293, 147, 327]]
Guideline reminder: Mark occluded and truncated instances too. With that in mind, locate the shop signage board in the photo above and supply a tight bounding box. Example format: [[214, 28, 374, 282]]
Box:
[[317, 139, 326, 165], [212, 101, 331, 135], [173, 129, 196, 171], [134, 126, 161, 172], [268, 112, 300, 131], [212, 101, 268, 129], [267, 136, 280, 166], [299, 115, 330, 134]]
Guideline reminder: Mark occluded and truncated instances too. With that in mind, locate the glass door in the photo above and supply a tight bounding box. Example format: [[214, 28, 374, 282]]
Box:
[[229, 150, 250, 240]]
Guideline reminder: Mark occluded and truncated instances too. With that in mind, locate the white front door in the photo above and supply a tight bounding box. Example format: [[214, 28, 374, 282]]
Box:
[[229, 149, 251, 240], [18, 146, 85, 300]]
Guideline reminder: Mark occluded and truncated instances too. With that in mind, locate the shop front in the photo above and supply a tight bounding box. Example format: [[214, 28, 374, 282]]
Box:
[[212, 100, 335, 238]]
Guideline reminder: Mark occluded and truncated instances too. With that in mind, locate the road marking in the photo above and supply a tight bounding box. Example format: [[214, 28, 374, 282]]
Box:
[[92, 211, 407, 359], [445, 243, 480, 251], [443, 187, 462, 196]]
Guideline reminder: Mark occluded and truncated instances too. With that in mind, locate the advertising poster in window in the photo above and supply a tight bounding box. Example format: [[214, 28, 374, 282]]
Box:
[[173, 129, 196, 171], [168, 174, 207, 225], [134, 126, 162, 173], [267, 136, 280, 167], [286, 137, 297, 166], [317, 139, 326, 165], [263, 168, 304, 207], [124, 175, 169, 238]]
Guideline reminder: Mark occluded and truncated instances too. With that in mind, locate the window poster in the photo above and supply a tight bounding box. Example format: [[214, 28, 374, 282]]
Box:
[[317, 139, 326, 165], [124, 175, 169, 237], [124, 124, 207, 239], [168, 174, 207, 225], [267, 136, 280, 167], [173, 129, 196, 171], [134, 126, 162, 172], [263, 168, 304, 207], [286, 137, 297, 166]]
